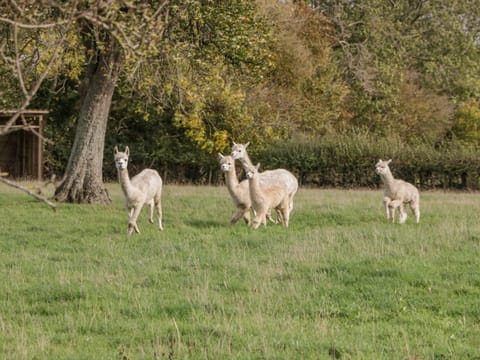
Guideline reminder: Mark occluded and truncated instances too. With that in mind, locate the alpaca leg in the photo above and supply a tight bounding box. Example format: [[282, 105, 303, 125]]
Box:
[[128, 205, 143, 236], [155, 196, 164, 231], [275, 208, 284, 225], [127, 222, 140, 236], [389, 200, 403, 223], [273, 208, 285, 226], [281, 198, 290, 227], [236, 207, 251, 225], [383, 197, 391, 219], [390, 205, 396, 223], [231, 206, 249, 225], [398, 203, 408, 224], [266, 208, 278, 224], [126, 207, 136, 235], [411, 201, 420, 223], [242, 209, 251, 225], [252, 213, 266, 229], [252, 217, 261, 229], [281, 206, 289, 227], [148, 199, 155, 224], [288, 193, 295, 215]]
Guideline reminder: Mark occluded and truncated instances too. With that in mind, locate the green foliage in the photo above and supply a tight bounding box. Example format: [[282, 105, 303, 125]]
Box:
[[195, 0, 275, 80], [105, 99, 214, 183], [116, 0, 277, 158], [253, 1, 349, 135], [321, 0, 480, 140], [1, 184, 480, 358], [414, 0, 480, 99], [452, 99, 480, 145], [258, 132, 480, 189], [172, 64, 253, 154]]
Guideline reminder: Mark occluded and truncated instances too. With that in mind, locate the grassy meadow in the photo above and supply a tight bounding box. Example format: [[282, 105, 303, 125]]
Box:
[[0, 182, 480, 359]]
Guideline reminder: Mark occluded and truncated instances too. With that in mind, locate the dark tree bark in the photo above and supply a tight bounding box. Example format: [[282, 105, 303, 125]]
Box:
[[55, 36, 122, 204]]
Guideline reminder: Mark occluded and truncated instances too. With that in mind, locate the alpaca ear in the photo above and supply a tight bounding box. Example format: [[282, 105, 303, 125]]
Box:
[[114, 146, 119, 154], [245, 142, 250, 148], [255, 163, 260, 170], [387, 159, 392, 164], [232, 141, 237, 146], [218, 153, 224, 160], [125, 146, 130, 156]]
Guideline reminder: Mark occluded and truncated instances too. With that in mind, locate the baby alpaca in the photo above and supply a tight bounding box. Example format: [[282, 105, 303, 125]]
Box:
[[245, 163, 290, 229], [375, 159, 420, 224], [114, 146, 164, 236], [387, 200, 405, 225]]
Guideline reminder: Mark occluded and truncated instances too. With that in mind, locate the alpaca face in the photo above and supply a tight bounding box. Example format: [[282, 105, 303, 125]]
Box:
[[231, 142, 249, 160], [245, 163, 260, 179], [219, 155, 235, 172], [115, 153, 129, 170], [375, 159, 391, 176], [245, 168, 255, 179], [114, 146, 130, 170]]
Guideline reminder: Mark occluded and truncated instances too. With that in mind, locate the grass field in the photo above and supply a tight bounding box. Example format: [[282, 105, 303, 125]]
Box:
[[0, 182, 479, 359]]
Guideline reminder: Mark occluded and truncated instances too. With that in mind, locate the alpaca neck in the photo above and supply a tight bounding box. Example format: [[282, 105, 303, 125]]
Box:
[[380, 169, 395, 189], [118, 168, 134, 197], [248, 174, 264, 203], [240, 152, 254, 168], [224, 168, 240, 194]]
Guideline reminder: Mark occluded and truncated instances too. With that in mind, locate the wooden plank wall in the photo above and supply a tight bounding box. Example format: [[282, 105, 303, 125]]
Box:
[[0, 112, 45, 180]]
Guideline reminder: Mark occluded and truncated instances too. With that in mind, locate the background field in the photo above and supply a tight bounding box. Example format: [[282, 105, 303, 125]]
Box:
[[1, 183, 479, 359]]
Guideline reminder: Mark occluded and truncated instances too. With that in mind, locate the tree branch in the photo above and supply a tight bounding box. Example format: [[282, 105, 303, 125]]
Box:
[[0, 176, 57, 211], [14, 23, 28, 97], [0, 16, 70, 29], [0, 3, 78, 136]]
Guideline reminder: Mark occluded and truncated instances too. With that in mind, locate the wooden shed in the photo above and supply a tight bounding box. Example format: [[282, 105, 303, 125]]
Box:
[[0, 110, 48, 180]]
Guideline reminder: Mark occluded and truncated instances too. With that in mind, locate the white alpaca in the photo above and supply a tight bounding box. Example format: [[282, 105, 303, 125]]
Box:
[[245, 163, 290, 229], [218, 153, 252, 225], [375, 159, 420, 224], [231, 141, 298, 215], [218, 153, 277, 225], [114, 146, 164, 236]]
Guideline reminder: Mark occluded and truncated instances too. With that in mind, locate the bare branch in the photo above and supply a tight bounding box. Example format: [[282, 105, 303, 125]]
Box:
[[19, 114, 54, 144], [0, 2, 78, 136], [6, 0, 24, 16], [0, 16, 70, 29], [0, 176, 57, 211], [14, 24, 28, 96]]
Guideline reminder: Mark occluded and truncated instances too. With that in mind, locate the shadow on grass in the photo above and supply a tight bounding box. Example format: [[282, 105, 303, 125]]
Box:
[[185, 219, 226, 228]]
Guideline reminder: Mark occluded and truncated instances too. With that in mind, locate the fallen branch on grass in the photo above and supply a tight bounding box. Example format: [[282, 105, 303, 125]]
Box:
[[0, 176, 57, 211]]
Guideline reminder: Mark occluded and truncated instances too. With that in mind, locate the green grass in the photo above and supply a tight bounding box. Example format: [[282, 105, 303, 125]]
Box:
[[1, 183, 480, 359]]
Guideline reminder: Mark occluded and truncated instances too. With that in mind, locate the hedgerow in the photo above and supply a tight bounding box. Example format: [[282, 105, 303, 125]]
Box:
[[256, 132, 480, 190]]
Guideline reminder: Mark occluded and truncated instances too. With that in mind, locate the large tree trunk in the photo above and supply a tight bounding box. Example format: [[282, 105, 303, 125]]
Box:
[[55, 39, 122, 204]]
